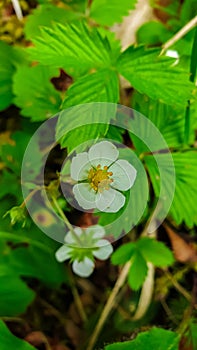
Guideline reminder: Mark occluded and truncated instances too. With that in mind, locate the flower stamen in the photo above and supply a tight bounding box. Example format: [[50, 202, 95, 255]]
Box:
[[88, 165, 113, 193]]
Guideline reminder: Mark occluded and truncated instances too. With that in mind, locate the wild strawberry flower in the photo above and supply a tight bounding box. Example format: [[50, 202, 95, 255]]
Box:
[[55, 225, 113, 277], [71, 141, 137, 213]]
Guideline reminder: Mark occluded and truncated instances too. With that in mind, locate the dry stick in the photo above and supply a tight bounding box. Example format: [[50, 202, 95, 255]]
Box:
[[86, 261, 131, 350], [160, 15, 197, 55], [11, 0, 23, 20]]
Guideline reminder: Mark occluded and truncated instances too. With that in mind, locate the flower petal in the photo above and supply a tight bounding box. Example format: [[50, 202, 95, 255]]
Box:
[[70, 152, 90, 181], [85, 225, 105, 240], [64, 227, 83, 244], [55, 245, 72, 262], [73, 183, 96, 210], [93, 239, 113, 260], [72, 257, 95, 277], [110, 159, 137, 191], [95, 188, 125, 213], [88, 141, 119, 167]]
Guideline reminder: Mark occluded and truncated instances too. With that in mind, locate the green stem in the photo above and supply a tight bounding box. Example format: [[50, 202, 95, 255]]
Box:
[[51, 196, 82, 246]]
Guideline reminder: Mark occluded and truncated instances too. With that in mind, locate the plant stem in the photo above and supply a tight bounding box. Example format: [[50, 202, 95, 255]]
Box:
[[86, 261, 131, 350], [165, 271, 191, 302], [51, 196, 82, 246], [20, 187, 41, 208], [161, 15, 197, 54], [69, 270, 87, 322]]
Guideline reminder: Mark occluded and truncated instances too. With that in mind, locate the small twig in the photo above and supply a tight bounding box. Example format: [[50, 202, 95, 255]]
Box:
[[165, 271, 192, 302], [11, 0, 23, 20], [86, 261, 131, 350], [160, 299, 179, 325], [161, 15, 197, 55]]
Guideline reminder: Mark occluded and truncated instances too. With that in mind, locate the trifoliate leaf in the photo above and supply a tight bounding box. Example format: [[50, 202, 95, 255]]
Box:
[[105, 327, 180, 350], [138, 237, 174, 267], [24, 4, 80, 40], [13, 65, 62, 121], [90, 0, 137, 26], [111, 242, 136, 265], [117, 46, 193, 106], [29, 21, 113, 77], [0, 321, 35, 349], [128, 251, 148, 290], [145, 151, 197, 227]]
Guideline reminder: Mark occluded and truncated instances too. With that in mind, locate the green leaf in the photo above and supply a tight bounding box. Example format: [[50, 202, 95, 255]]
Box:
[[59, 68, 119, 150], [131, 91, 196, 151], [62, 69, 119, 108], [128, 251, 148, 290], [0, 321, 35, 350], [24, 4, 80, 40], [117, 46, 193, 106], [145, 151, 197, 227], [137, 21, 171, 46], [13, 65, 62, 121], [0, 42, 27, 111], [105, 327, 180, 350], [187, 321, 197, 349], [60, 124, 108, 152], [90, 0, 137, 26], [56, 102, 117, 149], [0, 230, 68, 287], [111, 242, 136, 265], [0, 268, 35, 317], [29, 21, 113, 77], [138, 237, 174, 267]]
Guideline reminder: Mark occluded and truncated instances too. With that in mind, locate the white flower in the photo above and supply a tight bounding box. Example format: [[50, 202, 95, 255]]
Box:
[[55, 225, 113, 277], [71, 141, 137, 213]]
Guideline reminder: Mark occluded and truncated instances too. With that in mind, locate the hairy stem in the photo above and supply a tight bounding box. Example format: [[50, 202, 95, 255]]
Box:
[[51, 196, 82, 246]]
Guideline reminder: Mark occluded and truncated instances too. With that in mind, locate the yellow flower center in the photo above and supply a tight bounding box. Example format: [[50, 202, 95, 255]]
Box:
[[88, 164, 113, 193]]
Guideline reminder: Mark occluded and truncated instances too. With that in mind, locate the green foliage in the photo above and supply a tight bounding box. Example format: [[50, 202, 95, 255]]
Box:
[[0, 41, 26, 110], [145, 151, 197, 226], [0, 321, 35, 350], [13, 65, 62, 121], [117, 46, 193, 106], [112, 237, 174, 290], [29, 21, 114, 77], [61, 69, 119, 108], [105, 327, 180, 350], [0, 267, 35, 316], [90, 0, 137, 26], [0, 230, 68, 287], [131, 91, 196, 149], [24, 4, 80, 39]]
